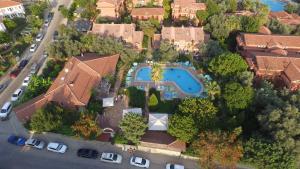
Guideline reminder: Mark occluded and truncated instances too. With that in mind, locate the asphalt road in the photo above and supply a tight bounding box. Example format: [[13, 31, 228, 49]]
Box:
[[0, 1, 200, 169], [0, 0, 69, 108]]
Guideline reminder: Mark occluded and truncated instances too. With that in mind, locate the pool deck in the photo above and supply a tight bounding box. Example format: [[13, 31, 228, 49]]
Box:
[[127, 63, 204, 99]]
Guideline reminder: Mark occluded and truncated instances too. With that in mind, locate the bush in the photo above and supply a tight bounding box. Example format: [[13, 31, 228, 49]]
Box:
[[149, 94, 158, 107], [113, 132, 129, 144], [126, 87, 146, 108], [41, 60, 65, 79], [142, 35, 149, 48]]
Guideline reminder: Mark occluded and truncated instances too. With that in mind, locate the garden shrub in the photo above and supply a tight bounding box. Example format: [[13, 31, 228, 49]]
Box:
[[149, 94, 158, 107], [126, 87, 145, 108]]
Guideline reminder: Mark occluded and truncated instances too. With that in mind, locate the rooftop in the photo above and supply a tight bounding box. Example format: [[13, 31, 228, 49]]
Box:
[[0, 0, 21, 8], [269, 11, 300, 25], [131, 8, 164, 16], [161, 26, 205, 42], [172, 0, 206, 10]]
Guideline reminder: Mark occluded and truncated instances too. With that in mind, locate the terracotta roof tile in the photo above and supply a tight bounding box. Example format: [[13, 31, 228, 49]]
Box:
[[46, 53, 119, 107], [90, 23, 144, 47], [239, 33, 300, 50], [131, 8, 164, 16], [172, 0, 206, 10], [162, 26, 205, 42], [284, 62, 300, 82], [0, 0, 21, 8], [269, 11, 300, 25]]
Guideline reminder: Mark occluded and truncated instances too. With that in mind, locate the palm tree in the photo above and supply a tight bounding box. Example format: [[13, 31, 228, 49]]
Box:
[[205, 81, 221, 100], [151, 63, 163, 83]]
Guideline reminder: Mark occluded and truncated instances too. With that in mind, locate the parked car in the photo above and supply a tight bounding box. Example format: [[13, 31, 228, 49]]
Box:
[[10, 69, 21, 78], [47, 12, 54, 21], [22, 76, 31, 86], [52, 31, 58, 41], [100, 152, 122, 164], [29, 44, 38, 52], [166, 163, 185, 169], [11, 88, 23, 101], [35, 33, 44, 42], [47, 142, 67, 153], [0, 81, 9, 93], [7, 135, 26, 146], [18, 59, 28, 69], [42, 51, 48, 58], [0, 102, 12, 120], [77, 148, 99, 159], [44, 19, 50, 27], [25, 138, 45, 149], [130, 156, 150, 168], [30, 63, 38, 74]]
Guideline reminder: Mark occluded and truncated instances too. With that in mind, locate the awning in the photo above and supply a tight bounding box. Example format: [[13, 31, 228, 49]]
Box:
[[148, 113, 168, 131]]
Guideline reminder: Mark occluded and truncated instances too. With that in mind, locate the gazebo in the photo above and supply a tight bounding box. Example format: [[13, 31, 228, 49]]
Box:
[[102, 97, 114, 107], [148, 113, 168, 131]]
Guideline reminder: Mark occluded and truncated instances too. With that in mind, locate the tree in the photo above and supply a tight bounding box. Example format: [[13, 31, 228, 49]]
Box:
[[153, 40, 179, 62], [267, 18, 292, 35], [19, 76, 52, 103], [22, 34, 33, 44], [196, 10, 209, 24], [206, 0, 221, 16], [151, 63, 163, 83], [241, 16, 261, 33], [257, 103, 300, 151], [162, 0, 171, 19], [28, 2, 47, 18], [72, 113, 101, 139], [223, 82, 254, 111], [198, 40, 224, 58], [208, 53, 248, 78], [226, 0, 237, 13], [205, 14, 240, 41], [193, 129, 243, 169], [27, 15, 43, 28], [126, 86, 146, 108], [236, 71, 254, 87], [284, 3, 298, 14], [178, 98, 218, 129], [205, 81, 221, 100], [0, 32, 11, 44], [3, 18, 16, 32], [119, 113, 147, 144], [168, 114, 197, 142], [243, 138, 297, 169], [30, 103, 64, 133], [148, 93, 158, 107]]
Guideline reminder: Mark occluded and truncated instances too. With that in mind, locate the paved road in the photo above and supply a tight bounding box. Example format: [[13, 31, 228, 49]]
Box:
[[0, 0, 69, 108], [0, 1, 200, 169]]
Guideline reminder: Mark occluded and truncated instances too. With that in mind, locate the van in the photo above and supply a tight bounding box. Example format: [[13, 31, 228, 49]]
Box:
[[0, 102, 12, 120]]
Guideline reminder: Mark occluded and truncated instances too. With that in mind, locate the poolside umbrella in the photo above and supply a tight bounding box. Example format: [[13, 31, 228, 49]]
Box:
[[148, 113, 168, 131]]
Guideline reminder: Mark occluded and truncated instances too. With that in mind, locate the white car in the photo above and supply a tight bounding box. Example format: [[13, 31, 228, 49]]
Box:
[[44, 19, 49, 27], [47, 142, 67, 153], [22, 76, 31, 86], [100, 152, 122, 164], [11, 88, 23, 101], [130, 156, 150, 168], [0, 102, 12, 120], [35, 33, 44, 42], [166, 163, 185, 169], [30, 63, 38, 74], [29, 44, 37, 52], [25, 138, 45, 149]]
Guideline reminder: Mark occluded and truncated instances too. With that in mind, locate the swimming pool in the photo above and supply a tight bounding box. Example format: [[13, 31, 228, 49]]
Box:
[[135, 67, 203, 95], [260, 0, 286, 11]]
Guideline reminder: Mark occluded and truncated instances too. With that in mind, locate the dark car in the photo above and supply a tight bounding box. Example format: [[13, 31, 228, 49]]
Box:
[[53, 31, 59, 41], [10, 69, 21, 78], [18, 59, 28, 69], [7, 135, 27, 146], [77, 148, 99, 159], [0, 81, 9, 93], [47, 12, 54, 20]]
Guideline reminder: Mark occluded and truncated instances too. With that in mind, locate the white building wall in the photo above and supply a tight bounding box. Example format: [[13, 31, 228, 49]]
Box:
[[0, 22, 6, 31], [0, 4, 25, 18]]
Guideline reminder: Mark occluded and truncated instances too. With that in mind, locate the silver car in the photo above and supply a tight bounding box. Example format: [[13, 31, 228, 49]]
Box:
[[100, 152, 122, 164], [25, 138, 45, 149]]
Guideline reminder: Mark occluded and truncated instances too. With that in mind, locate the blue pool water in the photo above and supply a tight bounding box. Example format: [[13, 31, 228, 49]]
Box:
[[260, 0, 286, 11], [135, 67, 203, 95]]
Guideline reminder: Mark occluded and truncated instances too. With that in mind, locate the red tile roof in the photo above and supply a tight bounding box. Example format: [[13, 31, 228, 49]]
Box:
[[46, 53, 119, 107], [269, 11, 300, 25], [131, 8, 164, 16], [238, 33, 300, 50], [172, 0, 206, 10], [162, 26, 205, 42], [0, 0, 21, 8]]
